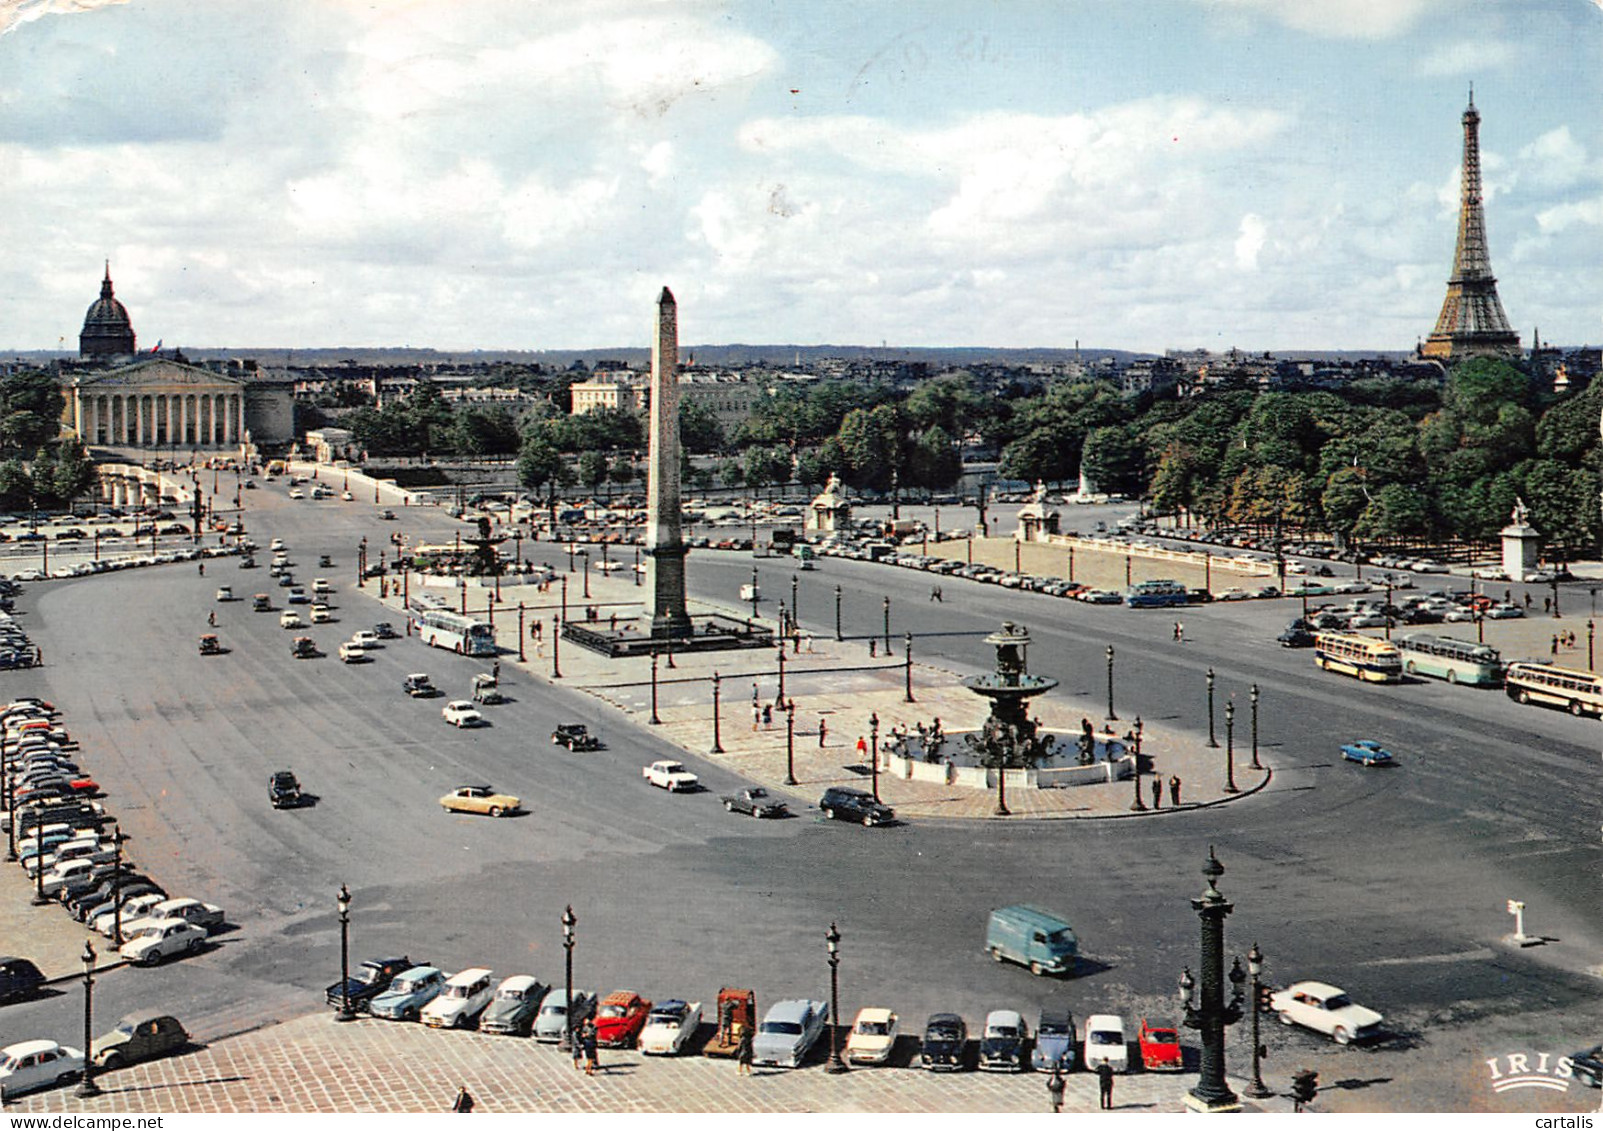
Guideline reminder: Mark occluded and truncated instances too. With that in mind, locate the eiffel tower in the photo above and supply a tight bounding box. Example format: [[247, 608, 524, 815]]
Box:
[[1421, 89, 1520, 362]]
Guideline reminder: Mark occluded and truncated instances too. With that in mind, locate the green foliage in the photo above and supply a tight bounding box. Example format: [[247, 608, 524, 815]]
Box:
[[679, 401, 725, 454], [0, 460, 31, 512]]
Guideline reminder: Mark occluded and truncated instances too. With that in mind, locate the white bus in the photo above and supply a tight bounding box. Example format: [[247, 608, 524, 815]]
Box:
[[1396, 632, 1503, 687], [414, 608, 497, 657], [1503, 661, 1603, 718], [1313, 631, 1402, 683]]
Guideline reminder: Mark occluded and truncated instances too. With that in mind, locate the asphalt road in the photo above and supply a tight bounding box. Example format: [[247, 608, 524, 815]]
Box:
[[4, 486, 1600, 1111]]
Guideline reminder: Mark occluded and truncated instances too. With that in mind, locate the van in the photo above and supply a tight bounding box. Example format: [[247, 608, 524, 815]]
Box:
[[985, 905, 1078, 976]]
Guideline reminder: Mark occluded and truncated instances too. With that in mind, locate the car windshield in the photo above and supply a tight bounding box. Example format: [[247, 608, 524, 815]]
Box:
[[857, 1021, 889, 1036], [747, 789, 767, 799], [761, 1021, 802, 1035], [1322, 994, 1352, 1010], [540, 1003, 566, 1017], [498, 988, 525, 1001], [928, 1025, 960, 1041], [988, 1025, 1019, 1039], [390, 978, 421, 994], [598, 1004, 627, 1018], [355, 966, 387, 985], [1046, 929, 1074, 945], [1040, 1022, 1069, 1037], [1090, 1031, 1121, 1045], [1148, 1029, 1178, 1043], [113, 1021, 137, 1036], [651, 1016, 680, 1028]]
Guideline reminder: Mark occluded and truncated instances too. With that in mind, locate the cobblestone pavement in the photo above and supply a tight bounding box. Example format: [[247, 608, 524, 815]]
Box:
[[2, 1009, 1293, 1114]]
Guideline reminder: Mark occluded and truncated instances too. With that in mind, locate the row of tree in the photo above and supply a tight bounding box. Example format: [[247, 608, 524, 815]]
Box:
[[1, 372, 96, 511]]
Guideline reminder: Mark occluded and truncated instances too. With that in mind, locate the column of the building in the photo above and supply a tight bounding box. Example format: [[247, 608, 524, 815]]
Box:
[[236, 393, 246, 446], [134, 395, 144, 447]]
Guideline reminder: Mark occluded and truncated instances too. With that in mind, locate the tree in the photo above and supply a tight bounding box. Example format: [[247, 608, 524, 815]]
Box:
[[516, 433, 565, 522], [451, 406, 520, 456], [908, 425, 961, 491], [1081, 425, 1143, 497], [49, 440, 94, 507], [0, 460, 31, 512], [679, 402, 725, 454], [577, 450, 609, 499]]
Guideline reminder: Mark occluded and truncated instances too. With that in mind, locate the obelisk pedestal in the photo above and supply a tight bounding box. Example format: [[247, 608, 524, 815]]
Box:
[[645, 286, 692, 639]]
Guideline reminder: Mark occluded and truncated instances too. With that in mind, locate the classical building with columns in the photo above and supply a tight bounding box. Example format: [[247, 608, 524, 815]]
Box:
[[59, 358, 294, 453]]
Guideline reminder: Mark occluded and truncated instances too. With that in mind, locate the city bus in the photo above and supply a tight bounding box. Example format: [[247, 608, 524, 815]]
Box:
[[1395, 632, 1504, 687], [1502, 661, 1603, 718], [1124, 579, 1189, 609], [1313, 631, 1402, 682], [414, 608, 497, 656]]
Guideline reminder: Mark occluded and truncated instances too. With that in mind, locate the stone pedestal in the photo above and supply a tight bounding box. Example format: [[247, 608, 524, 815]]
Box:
[[1501, 501, 1540, 581]]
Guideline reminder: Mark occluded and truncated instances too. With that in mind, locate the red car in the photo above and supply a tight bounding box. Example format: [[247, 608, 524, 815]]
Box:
[[14, 777, 99, 803], [594, 991, 652, 1048], [1138, 1018, 1183, 1071]]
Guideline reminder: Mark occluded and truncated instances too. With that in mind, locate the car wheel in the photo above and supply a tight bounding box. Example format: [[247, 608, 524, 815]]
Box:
[[1517, 690, 1531, 704], [58, 1071, 79, 1086], [404, 1007, 419, 1022], [142, 950, 161, 966], [188, 937, 205, 954], [1029, 961, 1043, 976], [1445, 669, 1458, 685], [1404, 660, 1416, 675], [1570, 700, 1585, 717], [724, 800, 735, 812], [822, 806, 835, 820], [1333, 1026, 1351, 1045], [489, 806, 504, 818], [1278, 1011, 1294, 1026], [100, 1052, 124, 1072]]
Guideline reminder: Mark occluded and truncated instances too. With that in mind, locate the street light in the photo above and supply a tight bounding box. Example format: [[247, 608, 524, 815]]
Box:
[[751, 565, 760, 619], [825, 923, 848, 1074], [334, 884, 356, 1022], [1105, 644, 1117, 720], [1248, 684, 1261, 771], [1179, 848, 1245, 1113], [776, 645, 787, 705], [1224, 699, 1239, 793], [834, 584, 843, 641], [1244, 942, 1273, 1099], [1130, 716, 1146, 811], [904, 632, 915, 703], [710, 671, 725, 754], [1206, 668, 1218, 748], [581, 550, 591, 599], [792, 573, 799, 626], [649, 651, 661, 725], [869, 712, 881, 803], [109, 828, 128, 945], [561, 906, 577, 1052], [784, 699, 797, 785], [76, 940, 100, 1097], [882, 596, 891, 655]]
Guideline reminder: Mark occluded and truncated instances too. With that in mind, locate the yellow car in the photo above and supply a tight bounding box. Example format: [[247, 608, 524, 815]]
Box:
[[439, 785, 520, 818]]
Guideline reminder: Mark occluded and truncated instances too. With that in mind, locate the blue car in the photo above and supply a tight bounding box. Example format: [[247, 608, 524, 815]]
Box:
[[1341, 740, 1396, 767], [368, 965, 447, 1021]]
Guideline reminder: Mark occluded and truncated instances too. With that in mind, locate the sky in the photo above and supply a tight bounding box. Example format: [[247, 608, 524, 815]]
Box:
[[0, 0, 1599, 353]]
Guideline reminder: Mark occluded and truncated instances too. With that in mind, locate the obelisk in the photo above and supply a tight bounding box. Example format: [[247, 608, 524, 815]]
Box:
[[645, 286, 692, 638]]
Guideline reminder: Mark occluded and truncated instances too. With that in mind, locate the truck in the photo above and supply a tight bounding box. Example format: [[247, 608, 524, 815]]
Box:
[[985, 905, 1079, 976], [704, 987, 757, 1058]]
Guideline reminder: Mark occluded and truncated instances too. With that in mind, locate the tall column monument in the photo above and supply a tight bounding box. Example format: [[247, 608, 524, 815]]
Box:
[[645, 286, 692, 638]]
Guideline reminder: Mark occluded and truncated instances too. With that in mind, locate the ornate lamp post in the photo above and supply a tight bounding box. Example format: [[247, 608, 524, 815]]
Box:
[[1179, 848, 1246, 1113], [1249, 684, 1262, 771], [869, 712, 881, 802], [649, 651, 661, 725], [581, 550, 591, 599], [776, 645, 787, 705], [791, 572, 799, 625], [561, 905, 577, 1052], [1244, 942, 1273, 1099], [335, 884, 355, 1022], [1130, 716, 1146, 811], [551, 614, 562, 679], [1224, 700, 1238, 793], [1105, 644, 1117, 720], [750, 565, 761, 619], [32, 820, 49, 904], [784, 700, 797, 785], [710, 671, 725, 754], [1206, 668, 1218, 748], [904, 633, 915, 703], [76, 940, 100, 1097], [109, 828, 128, 945], [882, 596, 891, 655], [825, 923, 848, 1074], [834, 584, 843, 641]]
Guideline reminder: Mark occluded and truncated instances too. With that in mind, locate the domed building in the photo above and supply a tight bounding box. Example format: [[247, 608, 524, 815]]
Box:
[[79, 262, 136, 360]]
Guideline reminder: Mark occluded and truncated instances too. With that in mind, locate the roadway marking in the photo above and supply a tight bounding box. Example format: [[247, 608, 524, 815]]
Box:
[[1362, 947, 1495, 966]]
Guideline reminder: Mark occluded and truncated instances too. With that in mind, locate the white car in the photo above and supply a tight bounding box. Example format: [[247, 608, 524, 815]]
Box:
[[312, 578, 332, 594], [269, 539, 286, 552], [338, 642, 368, 664], [341, 491, 354, 501], [1269, 981, 1383, 1045], [91, 892, 168, 936], [309, 605, 333, 624], [0, 1039, 85, 1099], [120, 919, 209, 965], [350, 630, 380, 650], [1083, 1013, 1129, 1072], [39, 858, 110, 898], [287, 489, 305, 500], [845, 1007, 899, 1065], [442, 701, 485, 728], [638, 999, 702, 1055], [1443, 607, 1476, 622], [642, 760, 699, 791], [421, 967, 496, 1029], [214, 586, 234, 602], [279, 610, 302, 629]]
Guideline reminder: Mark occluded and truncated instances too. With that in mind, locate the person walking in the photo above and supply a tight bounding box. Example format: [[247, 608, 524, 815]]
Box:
[[1047, 1066, 1066, 1113], [736, 1021, 754, 1076], [1151, 777, 1162, 809], [451, 1086, 475, 1113], [582, 1019, 599, 1076], [207, 610, 216, 627], [1096, 1061, 1115, 1109], [572, 1022, 585, 1071], [492, 660, 500, 681], [856, 734, 868, 762], [1169, 775, 1182, 807], [752, 703, 761, 732], [198, 562, 205, 576], [762, 703, 773, 729], [869, 638, 877, 658], [818, 718, 828, 748], [1176, 621, 1184, 643]]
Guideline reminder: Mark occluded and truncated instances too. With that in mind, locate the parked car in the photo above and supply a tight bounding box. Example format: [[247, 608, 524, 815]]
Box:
[[91, 892, 168, 937], [1269, 981, 1383, 1044], [1032, 1008, 1078, 1072], [638, 999, 702, 1056], [533, 988, 596, 1043], [324, 956, 415, 1013], [979, 1009, 1029, 1072], [551, 724, 601, 750], [844, 1007, 899, 1066], [0, 956, 45, 1003], [124, 898, 225, 935], [309, 605, 333, 624], [369, 965, 448, 1021], [1083, 1014, 1129, 1072], [920, 1012, 969, 1071], [642, 760, 699, 791], [404, 673, 439, 698], [91, 1014, 189, 1071], [214, 586, 234, 602], [421, 967, 497, 1029], [1138, 1018, 1183, 1071], [0, 1040, 84, 1099], [595, 990, 653, 1048], [439, 785, 520, 817], [441, 701, 485, 728], [752, 998, 829, 1068], [269, 770, 302, 808], [120, 919, 209, 965], [1340, 740, 1396, 767], [479, 976, 549, 1036], [721, 787, 788, 818], [818, 785, 894, 826]]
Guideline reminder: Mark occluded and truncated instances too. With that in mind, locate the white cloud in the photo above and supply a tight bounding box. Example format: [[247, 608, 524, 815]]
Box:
[[1418, 39, 1517, 77], [1517, 126, 1589, 190], [1205, 0, 1443, 39], [1235, 214, 1268, 269], [0, 0, 126, 38]]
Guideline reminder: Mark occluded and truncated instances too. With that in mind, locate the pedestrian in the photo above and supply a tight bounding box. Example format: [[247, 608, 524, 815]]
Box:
[[869, 638, 877, 658], [1047, 1066, 1066, 1113], [736, 1021, 754, 1076], [818, 717, 828, 748], [198, 561, 205, 576], [451, 1086, 475, 1113], [1169, 775, 1181, 807], [1525, 592, 1533, 608], [856, 735, 868, 762], [609, 613, 618, 631], [1552, 635, 1559, 656], [752, 703, 761, 732], [492, 660, 500, 680], [1173, 621, 1180, 642], [1097, 1061, 1115, 1109], [1151, 777, 1161, 809], [207, 610, 216, 627], [1544, 597, 1552, 614], [1176, 621, 1184, 643], [571, 1024, 585, 1070], [33, 646, 42, 666], [752, 682, 760, 706], [762, 703, 773, 729], [583, 1019, 599, 1076]]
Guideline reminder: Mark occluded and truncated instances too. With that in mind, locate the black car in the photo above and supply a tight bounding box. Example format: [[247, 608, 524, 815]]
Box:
[[1571, 1044, 1603, 1089], [325, 956, 415, 1012], [372, 622, 399, 640], [0, 955, 45, 1003], [269, 771, 302, 809], [921, 1012, 969, 1071], [57, 864, 137, 903], [551, 724, 602, 751], [721, 787, 788, 818], [10, 803, 109, 835], [1277, 625, 1315, 648], [819, 786, 894, 827], [979, 1011, 1029, 1072]]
